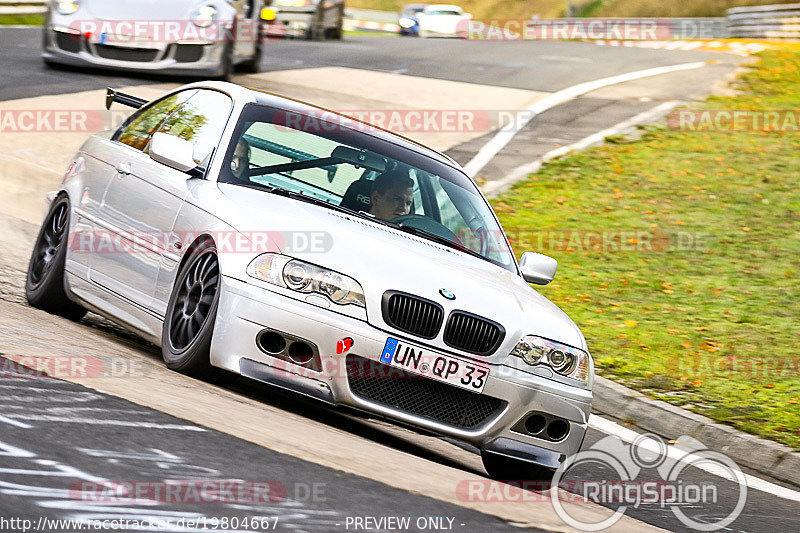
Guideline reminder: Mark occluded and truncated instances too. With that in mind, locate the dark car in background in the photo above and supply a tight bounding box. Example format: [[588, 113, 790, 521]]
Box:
[[270, 0, 344, 40], [398, 4, 427, 36]]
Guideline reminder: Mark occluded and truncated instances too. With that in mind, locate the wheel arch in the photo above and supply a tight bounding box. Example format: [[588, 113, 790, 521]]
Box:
[[175, 233, 218, 282]]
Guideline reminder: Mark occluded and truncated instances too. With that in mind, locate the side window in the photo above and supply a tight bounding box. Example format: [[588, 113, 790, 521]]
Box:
[[115, 90, 195, 151], [240, 122, 364, 197], [155, 90, 233, 166]]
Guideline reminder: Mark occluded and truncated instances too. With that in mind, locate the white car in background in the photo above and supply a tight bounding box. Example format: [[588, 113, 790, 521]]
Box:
[[417, 4, 471, 38]]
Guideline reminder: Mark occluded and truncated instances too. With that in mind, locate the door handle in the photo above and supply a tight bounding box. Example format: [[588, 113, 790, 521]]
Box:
[[115, 162, 132, 176]]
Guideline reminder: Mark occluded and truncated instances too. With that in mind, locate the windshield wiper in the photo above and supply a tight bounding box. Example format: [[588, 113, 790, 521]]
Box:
[[392, 223, 487, 262], [231, 181, 375, 221]]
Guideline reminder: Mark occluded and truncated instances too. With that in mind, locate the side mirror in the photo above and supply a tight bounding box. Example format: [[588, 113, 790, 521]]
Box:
[[149, 132, 197, 173], [519, 252, 557, 285]]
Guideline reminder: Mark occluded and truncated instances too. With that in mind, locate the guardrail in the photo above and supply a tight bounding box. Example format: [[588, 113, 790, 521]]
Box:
[[0, 1, 405, 32], [4, 1, 797, 40], [0, 0, 404, 32], [726, 2, 800, 39], [0, 0, 46, 16]]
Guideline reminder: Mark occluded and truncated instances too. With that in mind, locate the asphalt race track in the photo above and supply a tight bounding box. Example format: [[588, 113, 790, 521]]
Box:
[[1, 27, 799, 533]]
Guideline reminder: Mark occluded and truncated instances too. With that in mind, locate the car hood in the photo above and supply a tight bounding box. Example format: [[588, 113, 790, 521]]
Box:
[[84, 0, 218, 21], [215, 184, 586, 360]]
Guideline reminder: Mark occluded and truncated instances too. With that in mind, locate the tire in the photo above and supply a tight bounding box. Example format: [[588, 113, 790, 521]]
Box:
[[216, 43, 234, 81], [329, 5, 344, 40], [481, 452, 555, 484], [239, 41, 263, 74], [306, 24, 324, 40], [25, 195, 87, 321], [162, 239, 220, 377], [306, 11, 325, 41], [325, 26, 342, 40]]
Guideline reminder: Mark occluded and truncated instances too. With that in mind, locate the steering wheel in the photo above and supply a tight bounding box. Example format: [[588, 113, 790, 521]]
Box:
[[388, 214, 462, 245]]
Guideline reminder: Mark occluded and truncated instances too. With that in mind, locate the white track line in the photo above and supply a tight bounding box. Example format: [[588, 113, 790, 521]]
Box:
[[590, 414, 800, 503], [482, 100, 680, 197], [0, 414, 32, 428], [4, 414, 207, 431], [463, 61, 708, 178]]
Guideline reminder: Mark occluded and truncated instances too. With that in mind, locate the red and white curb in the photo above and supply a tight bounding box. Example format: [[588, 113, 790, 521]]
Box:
[[585, 39, 771, 56]]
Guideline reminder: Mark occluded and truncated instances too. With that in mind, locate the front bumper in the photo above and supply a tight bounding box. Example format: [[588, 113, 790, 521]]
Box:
[[211, 276, 592, 468], [42, 25, 228, 76]]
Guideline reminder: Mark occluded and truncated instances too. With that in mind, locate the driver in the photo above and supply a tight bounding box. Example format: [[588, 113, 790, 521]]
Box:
[[370, 169, 414, 221], [231, 137, 251, 179]]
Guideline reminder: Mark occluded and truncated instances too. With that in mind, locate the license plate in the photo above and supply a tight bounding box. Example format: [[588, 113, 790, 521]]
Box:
[[379, 337, 490, 393], [100, 33, 159, 48]]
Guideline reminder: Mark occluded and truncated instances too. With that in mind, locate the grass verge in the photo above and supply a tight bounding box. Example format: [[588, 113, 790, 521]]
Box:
[[491, 46, 800, 449], [0, 14, 44, 25]]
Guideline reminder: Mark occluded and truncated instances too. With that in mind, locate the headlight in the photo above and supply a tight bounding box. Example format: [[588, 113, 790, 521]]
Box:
[[192, 5, 217, 28], [247, 253, 366, 308], [399, 17, 416, 28], [510, 335, 590, 386], [56, 0, 80, 15]]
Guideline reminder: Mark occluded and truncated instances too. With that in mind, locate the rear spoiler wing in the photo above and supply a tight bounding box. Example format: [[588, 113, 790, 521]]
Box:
[[105, 88, 148, 110]]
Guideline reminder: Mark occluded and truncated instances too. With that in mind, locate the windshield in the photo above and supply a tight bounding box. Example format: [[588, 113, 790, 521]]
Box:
[[218, 103, 516, 272], [426, 9, 461, 15]]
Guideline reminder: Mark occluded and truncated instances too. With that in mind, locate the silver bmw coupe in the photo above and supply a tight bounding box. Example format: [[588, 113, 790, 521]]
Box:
[[26, 81, 594, 480]]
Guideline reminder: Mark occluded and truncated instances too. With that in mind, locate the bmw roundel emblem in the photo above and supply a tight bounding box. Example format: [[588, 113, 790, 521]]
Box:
[[439, 288, 456, 301]]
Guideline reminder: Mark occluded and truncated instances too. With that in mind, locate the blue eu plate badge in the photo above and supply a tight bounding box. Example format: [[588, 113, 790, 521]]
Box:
[[380, 338, 399, 364]]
